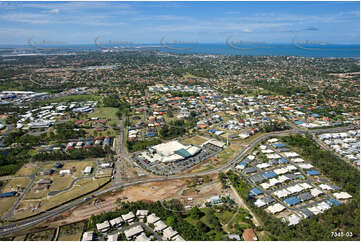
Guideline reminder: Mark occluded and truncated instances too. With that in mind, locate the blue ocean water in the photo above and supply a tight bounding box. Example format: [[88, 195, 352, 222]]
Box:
[[0, 43, 359, 58], [154, 43, 360, 58]]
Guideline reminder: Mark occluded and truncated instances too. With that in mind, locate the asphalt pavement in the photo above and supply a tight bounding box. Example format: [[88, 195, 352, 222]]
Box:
[[0, 125, 357, 236]]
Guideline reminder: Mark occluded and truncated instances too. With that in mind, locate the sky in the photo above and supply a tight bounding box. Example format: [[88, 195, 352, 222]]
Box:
[[0, 1, 359, 46]]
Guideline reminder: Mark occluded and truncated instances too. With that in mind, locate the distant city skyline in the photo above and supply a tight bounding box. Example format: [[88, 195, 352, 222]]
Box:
[[0, 1, 359, 46]]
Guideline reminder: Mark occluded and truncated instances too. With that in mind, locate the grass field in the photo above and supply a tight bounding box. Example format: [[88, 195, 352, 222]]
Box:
[[215, 144, 241, 165], [25, 229, 55, 241], [61, 160, 96, 178], [215, 211, 234, 224], [13, 175, 109, 220], [88, 107, 120, 124], [12, 200, 42, 220], [39, 177, 109, 212], [1, 177, 31, 193], [181, 135, 208, 146], [95, 168, 113, 178], [191, 163, 215, 173], [242, 132, 264, 144], [58, 221, 86, 241], [15, 164, 38, 176], [26, 160, 96, 197], [45, 94, 98, 104], [0, 236, 14, 241], [13, 235, 26, 241], [256, 231, 272, 241], [0, 197, 17, 217]]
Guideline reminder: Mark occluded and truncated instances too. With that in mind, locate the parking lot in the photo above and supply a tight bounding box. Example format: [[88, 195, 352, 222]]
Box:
[[133, 143, 223, 176]]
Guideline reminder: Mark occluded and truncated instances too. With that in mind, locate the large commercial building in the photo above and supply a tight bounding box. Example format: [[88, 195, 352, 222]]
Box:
[[142, 140, 201, 163]]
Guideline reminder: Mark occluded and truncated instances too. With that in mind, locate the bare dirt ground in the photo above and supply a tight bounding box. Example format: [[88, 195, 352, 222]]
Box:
[[44, 174, 224, 228], [46, 179, 188, 226]]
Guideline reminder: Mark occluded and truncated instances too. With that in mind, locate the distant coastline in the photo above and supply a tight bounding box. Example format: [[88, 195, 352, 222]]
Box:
[[0, 43, 359, 58]]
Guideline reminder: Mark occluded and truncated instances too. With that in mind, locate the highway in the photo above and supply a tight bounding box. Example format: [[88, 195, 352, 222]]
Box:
[[0, 125, 357, 236]]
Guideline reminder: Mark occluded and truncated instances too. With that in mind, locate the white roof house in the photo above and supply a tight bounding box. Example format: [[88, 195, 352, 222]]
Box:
[[287, 184, 304, 194], [146, 213, 160, 224], [254, 199, 267, 207], [172, 234, 185, 241], [109, 217, 124, 227], [96, 220, 110, 232], [310, 188, 323, 197], [285, 165, 297, 171], [291, 158, 304, 163], [83, 166, 92, 174], [333, 192, 352, 200], [268, 178, 280, 186], [101, 163, 112, 168], [317, 202, 331, 212], [136, 210, 149, 218], [163, 227, 179, 240], [124, 225, 144, 240], [82, 232, 94, 241], [135, 233, 150, 241], [122, 211, 136, 222], [59, 169, 71, 175], [319, 184, 333, 191], [287, 214, 301, 226], [154, 220, 168, 232], [298, 163, 314, 169], [261, 149, 274, 154], [299, 183, 312, 190], [308, 206, 321, 215], [282, 152, 299, 158], [107, 233, 118, 241], [277, 175, 289, 183], [260, 183, 272, 190], [266, 154, 281, 159], [274, 189, 291, 198], [257, 163, 271, 169], [274, 168, 288, 175], [266, 203, 285, 214]]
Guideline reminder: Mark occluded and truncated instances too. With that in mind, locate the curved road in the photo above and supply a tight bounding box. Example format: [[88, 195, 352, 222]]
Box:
[[0, 125, 357, 236]]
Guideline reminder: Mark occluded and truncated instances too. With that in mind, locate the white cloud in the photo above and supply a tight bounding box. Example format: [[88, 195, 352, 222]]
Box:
[[49, 9, 60, 14]]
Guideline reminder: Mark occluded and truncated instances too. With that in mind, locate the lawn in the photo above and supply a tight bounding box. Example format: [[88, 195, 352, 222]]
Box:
[[242, 132, 265, 144], [84, 127, 118, 138], [215, 211, 234, 225], [227, 212, 252, 230], [191, 163, 215, 173], [88, 107, 120, 124], [45, 94, 98, 103], [181, 135, 208, 146], [13, 177, 109, 220], [25, 229, 56, 241], [39, 177, 109, 211], [15, 163, 38, 176], [61, 160, 96, 178], [13, 235, 26, 241], [0, 197, 16, 217], [0, 236, 14, 241], [256, 231, 272, 241], [1, 177, 31, 192], [12, 200, 42, 220], [215, 144, 241, 165], [58, 221, 86, 241], [95, 168, 113, 178], [27, 160, 96, 195]]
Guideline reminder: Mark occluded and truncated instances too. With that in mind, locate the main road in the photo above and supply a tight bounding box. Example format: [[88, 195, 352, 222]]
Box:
[[0, 125, 357, 236]]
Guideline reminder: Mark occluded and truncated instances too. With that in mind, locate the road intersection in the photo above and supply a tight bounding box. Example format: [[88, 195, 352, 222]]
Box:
[[0, 125, 357, 236]]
